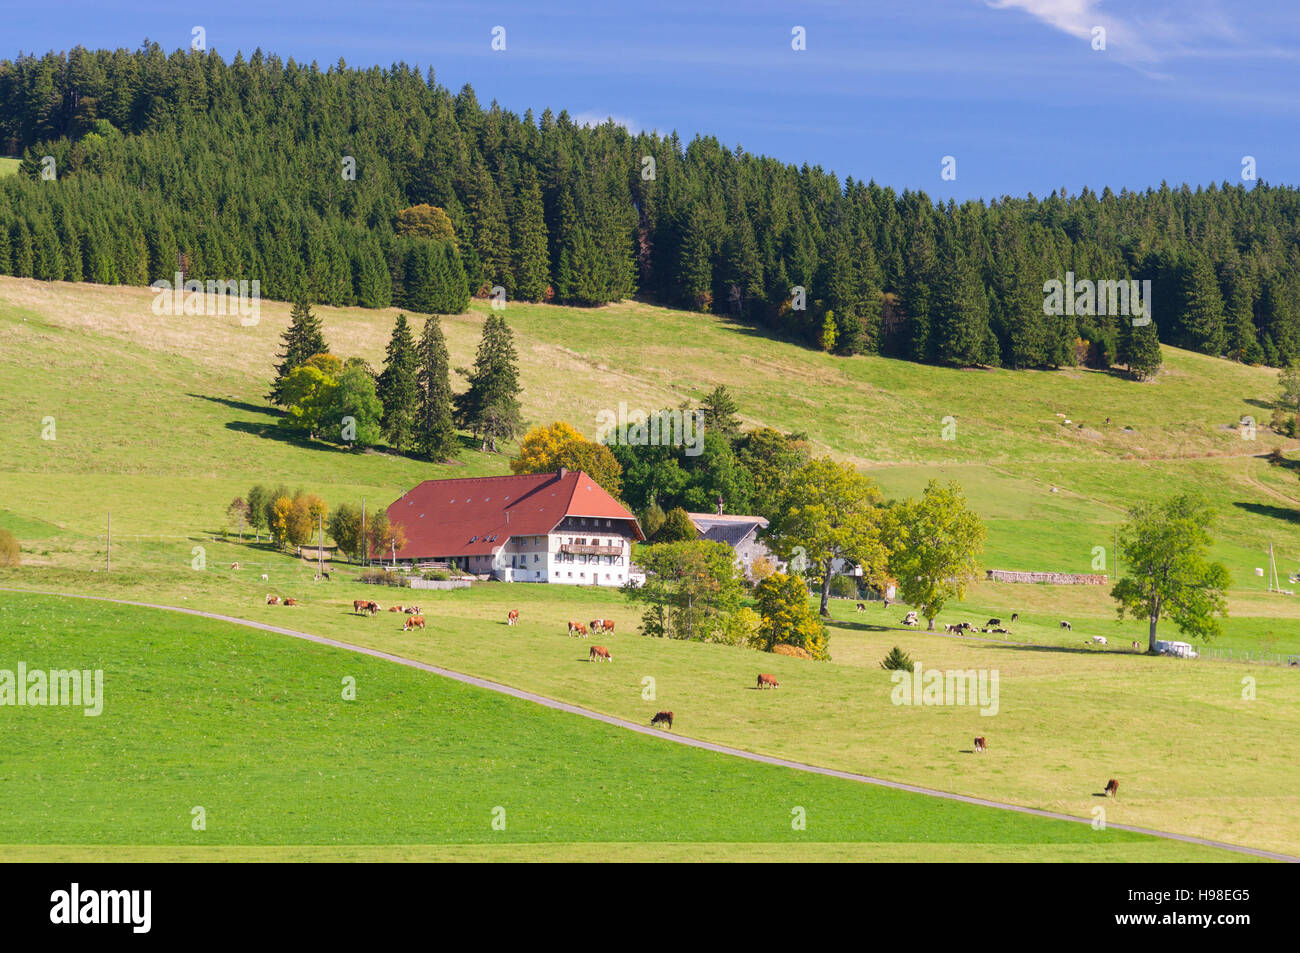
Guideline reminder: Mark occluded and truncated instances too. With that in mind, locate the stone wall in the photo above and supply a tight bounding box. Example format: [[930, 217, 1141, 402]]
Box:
[[985, 569, 1108, 585]]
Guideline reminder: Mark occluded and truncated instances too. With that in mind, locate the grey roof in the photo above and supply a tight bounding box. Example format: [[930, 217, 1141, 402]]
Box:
[[697, 521, 762, 548]]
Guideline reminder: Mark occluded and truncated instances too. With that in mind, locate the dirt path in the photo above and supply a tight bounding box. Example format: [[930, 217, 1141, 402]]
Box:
[[4, 586, 1295, 863]]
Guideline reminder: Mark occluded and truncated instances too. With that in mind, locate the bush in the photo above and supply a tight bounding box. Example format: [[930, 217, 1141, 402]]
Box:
[[772, 643, 812, 659], [359, 568, 410, 587], [829, 573, 858, 598], [423, 569, 451, 581], [880, 646, 914, 672], [0, 529, 19, 567], [715, 607, 761, 646]]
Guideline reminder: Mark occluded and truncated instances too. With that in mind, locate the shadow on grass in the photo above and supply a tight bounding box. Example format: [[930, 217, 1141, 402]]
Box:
[[188, 393, 284, 417], [1233, 500, 1300, 525]]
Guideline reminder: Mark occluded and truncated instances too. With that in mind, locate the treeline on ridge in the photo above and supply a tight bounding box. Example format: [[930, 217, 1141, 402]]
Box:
[[1, 43, 1300, 369]]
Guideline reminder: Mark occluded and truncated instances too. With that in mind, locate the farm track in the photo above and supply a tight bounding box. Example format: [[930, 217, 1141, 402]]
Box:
[[6, 586, 1295, 863]]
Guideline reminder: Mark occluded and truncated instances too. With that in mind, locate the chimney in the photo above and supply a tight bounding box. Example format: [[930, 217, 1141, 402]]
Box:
[[716, 494, 724, 516], [558, 466, 568, 479]]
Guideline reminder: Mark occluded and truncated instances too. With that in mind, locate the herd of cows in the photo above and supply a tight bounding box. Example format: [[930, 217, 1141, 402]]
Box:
[[254, 587, 1129, 795]]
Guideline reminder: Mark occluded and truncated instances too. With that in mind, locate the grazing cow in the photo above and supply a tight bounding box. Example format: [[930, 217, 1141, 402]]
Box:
[[651, 711, 674, 730], [1090, 635, 1108, 645], [573, 623, 589, 637], [589, 619, 607, 634], [589, 645, 611, 662], [757, 673, 779, 690], [507, 609, 519, 626], [261, 573, 269, 582], [403, 614, 426, 631], [602, 620, 615, 634], [1104, 779, 1119, 798], [901, 610, 919, 627], [1011, 612, 1019, 622], [856, 603, 866, 612], [283, 598, 297, 607], [944, 624, 956, 633], [986, 618, 1001, 627], [366, 601, 381, 615], [231, 562, 240, 571], [883, 599, 891, 610], [974, 736, 987, 753], [266, 594, 280, 605], [353, 600, 370, 615], [1060, 620, 1072, 631], [1132, 641, 1141, 651]]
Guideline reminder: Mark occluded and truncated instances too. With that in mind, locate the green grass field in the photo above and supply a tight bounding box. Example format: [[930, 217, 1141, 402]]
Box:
[[2, 275, 1299, 861], [0, 157, 20, 177], [3, 594, 1239, 862]]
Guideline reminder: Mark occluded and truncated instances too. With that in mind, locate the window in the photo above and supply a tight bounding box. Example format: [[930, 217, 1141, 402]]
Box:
[[533, 554, 540, 563]]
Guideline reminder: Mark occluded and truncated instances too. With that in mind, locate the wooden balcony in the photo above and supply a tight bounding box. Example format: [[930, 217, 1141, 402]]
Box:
[[559, 543, 623, 556]]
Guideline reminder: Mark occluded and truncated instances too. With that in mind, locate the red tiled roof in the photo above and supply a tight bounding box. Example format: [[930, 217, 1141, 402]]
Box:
[[385, 470, 644, 560]]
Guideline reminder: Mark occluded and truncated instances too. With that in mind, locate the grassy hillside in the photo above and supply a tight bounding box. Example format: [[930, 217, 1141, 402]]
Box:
[[2, 275, 1298, 634], [0, 157, 20, 177], [3, 593, 1234, 862]]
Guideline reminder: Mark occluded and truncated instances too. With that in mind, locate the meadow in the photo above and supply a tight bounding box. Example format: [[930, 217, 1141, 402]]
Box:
[[1, 275, 1298, 860], [0, 593, 1238, 862]]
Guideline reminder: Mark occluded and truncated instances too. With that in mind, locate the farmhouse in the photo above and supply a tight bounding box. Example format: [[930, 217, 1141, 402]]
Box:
[[385, 468, 644, 585], [687, 507, 780, 581]]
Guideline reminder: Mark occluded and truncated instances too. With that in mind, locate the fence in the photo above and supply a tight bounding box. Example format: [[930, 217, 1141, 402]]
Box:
[[408, 578, 472, 590], [1203, 647, 1300, 667], [985, 570, 1108, 585]]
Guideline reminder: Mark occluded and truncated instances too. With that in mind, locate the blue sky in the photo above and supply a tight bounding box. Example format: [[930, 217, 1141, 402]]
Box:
[[8, 0, 1299, 201]]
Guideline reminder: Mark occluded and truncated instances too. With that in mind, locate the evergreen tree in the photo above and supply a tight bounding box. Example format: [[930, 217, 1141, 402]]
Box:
[[1118, 316, 1163, 380], [510, 167, 550, 302], [414, 315, 459, 462], [268, 299, 328, 405], [1180, 254, 1228, 355], [376, 313, 419, 451], [455, 313, 523, 452]]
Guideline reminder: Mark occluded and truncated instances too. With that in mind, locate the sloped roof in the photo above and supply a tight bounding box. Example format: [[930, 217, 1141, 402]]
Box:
[[386, 470, 643, 559], [686, 513, 768, 550]]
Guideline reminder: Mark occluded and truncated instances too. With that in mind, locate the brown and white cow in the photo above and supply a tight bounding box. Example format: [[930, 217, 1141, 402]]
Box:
[[283, 598, 297, 607], [403, 614, 426, 631], [974, 736, 987, 753], [589, 619, 608, 634], [266, 594, 280, 605], [650, 711, 673, 730], [601, 620, 614, 634], [231, 562, 240, 571], [856, 603, 866, 612], [757, 673, 779, 690], [507, 609, 519, 626], [389, 605, 403, 612], [405, 606, 421, 614], [589, 645, 611, 662], [568, 621, 588, 637], [1104, 779, 1119, 798], [353, 600, 370, 615], [366, 601, 381, 615]]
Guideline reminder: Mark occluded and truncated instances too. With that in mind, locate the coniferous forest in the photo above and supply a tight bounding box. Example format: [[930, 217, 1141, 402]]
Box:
[[2, 43, 1300, 369]]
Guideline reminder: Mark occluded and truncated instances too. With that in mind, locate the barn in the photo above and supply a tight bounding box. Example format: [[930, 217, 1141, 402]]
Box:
[[385, 468, 644, 585]]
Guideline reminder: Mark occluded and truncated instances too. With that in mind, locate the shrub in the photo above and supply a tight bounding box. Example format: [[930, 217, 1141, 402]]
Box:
[[423, 569, 451, 581], [829, 573, 858, 598], [0, 529, 19, 567], [359, 568, 409, 587], [772, 643, 812, 660], [880, 646, 914, 672]]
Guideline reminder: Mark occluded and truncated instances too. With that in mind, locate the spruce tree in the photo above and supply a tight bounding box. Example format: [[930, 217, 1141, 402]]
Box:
[[1181, 254, 1227, 355], [511, 167, 550, 302], [1118, 317, 1163, 380], [455, 313, 523, 452], [268, 299, 329, 405], [414, 315, 459, 462], [377, 313, 419, 451]]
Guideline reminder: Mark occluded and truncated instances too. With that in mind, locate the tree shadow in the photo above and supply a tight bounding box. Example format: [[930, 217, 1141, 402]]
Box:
[[1243, 398, 1276, 411], [188, 393, 284, 418], [1233, 500, 1300, 525], [224, 420, 346, 453]]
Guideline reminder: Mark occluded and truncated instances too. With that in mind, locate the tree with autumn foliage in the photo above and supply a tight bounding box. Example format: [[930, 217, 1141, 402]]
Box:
[[510, 421, 623, 497]]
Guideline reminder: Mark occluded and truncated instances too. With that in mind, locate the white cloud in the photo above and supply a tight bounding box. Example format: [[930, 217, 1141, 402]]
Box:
[[570, 111, 642, 134]]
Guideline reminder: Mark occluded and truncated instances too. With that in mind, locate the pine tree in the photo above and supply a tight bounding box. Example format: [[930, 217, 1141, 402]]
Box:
[[468, 165, 511, 296], [933, 239, 990, 367], [268, 299, 328, 405], [455, 313, 523, 452], [1180, 254, 1227, 355], [510, 167, 550, 301], [414, 315, 458, 462], [376, 313, 419, 451], [1118, 316, 1162, 380]]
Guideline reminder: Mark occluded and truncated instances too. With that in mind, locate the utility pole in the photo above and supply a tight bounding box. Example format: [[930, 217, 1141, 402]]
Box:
[[361, 498, 366, 568], [318, 512, 324, 578], [106, 511, 111, 573], [1114, 526, 1119, 580]]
